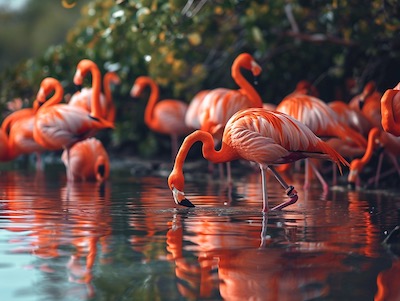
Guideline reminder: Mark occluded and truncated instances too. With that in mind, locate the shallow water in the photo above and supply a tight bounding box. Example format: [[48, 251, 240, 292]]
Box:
[[0, 162, 400, 301]]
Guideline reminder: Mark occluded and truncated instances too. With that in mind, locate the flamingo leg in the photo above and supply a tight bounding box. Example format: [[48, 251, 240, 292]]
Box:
[[332, 162, 337, 186], [268, 165, 298, 211], [226, 162, 232, 184], [374, 152, 384, 188], [304, 158, 311, 190], [308, 160, 329, 193], [260, 166, 269, 212], [66, 148, 73, 181], [388, 153, 400, 177], [35, 152, 43, 170]]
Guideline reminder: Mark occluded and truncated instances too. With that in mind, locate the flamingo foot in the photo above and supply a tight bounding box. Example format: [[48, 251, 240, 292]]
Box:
[[271, 186, 298, 211]]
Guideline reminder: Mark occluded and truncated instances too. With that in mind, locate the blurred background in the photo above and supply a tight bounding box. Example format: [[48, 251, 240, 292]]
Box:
[[1, 0, 399, 158]]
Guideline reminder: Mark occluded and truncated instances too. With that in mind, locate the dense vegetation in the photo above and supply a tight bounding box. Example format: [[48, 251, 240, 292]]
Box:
[[1, 0, 399, 158]]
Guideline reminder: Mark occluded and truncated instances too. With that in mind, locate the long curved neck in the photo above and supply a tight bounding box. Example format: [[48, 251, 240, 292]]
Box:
[[231, 60, 262, 107], [173, 130, 238, 172], [143, 80, 159, 126], [359, 127, 380, 165], [88, 66, 102, 119], [40, 79, 64, 109]]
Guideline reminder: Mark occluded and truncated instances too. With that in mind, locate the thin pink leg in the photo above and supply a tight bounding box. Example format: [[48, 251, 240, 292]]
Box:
[[268, 166, 298, 211], [308, 160, 328, 193], [304, 159, 311, 190]]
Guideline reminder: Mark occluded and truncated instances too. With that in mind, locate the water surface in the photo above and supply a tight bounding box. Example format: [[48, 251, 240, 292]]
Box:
[[0, 163, 399, 301]]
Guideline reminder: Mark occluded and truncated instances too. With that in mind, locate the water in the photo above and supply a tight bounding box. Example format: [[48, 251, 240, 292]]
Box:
[[0, 161, 399, 301]]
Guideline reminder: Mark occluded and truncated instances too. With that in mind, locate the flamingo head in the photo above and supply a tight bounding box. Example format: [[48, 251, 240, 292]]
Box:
[[95, 156, 109, 182], [130, 84, 142, 98], [168, 170, 195, 208], [108, 72, 121, 85], [130, 76, 149, 98], [232, 53, 262, 85], [347, 159, 362, 189]]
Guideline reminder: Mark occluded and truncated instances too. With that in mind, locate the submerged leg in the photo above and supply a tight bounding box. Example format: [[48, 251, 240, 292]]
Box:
[[268, 165, 298, 211]]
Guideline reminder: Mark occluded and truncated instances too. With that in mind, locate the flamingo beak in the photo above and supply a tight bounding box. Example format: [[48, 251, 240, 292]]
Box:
[[172, 187, 195, 208]]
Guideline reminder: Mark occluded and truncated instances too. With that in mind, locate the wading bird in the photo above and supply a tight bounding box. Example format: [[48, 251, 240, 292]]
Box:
[[1, 99, 46, 165], [195, 53, 263, 181], [61, 137, 109, 182], [168, 108, 348, 212], [130, 76, 192, 159]]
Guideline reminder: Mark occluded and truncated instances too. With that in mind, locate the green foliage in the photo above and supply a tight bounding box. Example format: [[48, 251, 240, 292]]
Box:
[[1, 0, 400, 157]]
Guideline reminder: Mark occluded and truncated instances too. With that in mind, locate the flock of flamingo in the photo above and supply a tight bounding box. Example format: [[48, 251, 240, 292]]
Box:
[[1, 53, 399, 212]]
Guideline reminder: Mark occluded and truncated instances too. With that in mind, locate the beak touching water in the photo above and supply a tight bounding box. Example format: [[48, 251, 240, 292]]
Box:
[[171, 187, 195, 208]]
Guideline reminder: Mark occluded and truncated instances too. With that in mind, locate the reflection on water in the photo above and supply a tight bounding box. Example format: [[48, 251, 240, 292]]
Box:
[[0, 167, 400, 300]]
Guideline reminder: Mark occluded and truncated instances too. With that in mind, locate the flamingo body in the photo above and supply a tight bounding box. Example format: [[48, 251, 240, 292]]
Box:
[[185, 89, 210, 130], [34, 104, 112, 150], [277, 94, 367, 148], [61, 137, 110, 182]]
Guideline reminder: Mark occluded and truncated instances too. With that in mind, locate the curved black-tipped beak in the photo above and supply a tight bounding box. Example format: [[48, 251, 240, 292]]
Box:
[[347, 181, 356, 190], [178, 198, 195, 208]]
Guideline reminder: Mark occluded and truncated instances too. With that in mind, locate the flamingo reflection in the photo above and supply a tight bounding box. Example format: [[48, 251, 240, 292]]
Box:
[[166, 211, 348, 300], [61, 181, 112, 298], [2, 172, 112, 300]]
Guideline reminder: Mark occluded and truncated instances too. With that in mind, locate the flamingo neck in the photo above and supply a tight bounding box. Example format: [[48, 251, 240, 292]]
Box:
[[173, 130, 238, 172], [41, 80, 64, 108], [359, 128, 380, 165], [143, 79, 159, 127], [231, 60, 262, 107], [88, 66, 102, 119]]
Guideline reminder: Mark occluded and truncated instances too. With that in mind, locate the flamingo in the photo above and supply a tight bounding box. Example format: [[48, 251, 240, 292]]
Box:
[[1, 99, 48, 167], [168, 108, 348, 212], [347, 128, 381, 188], [276, 94, 367, 191], [61, 137, 110, 182], [130, 75, 192, 159], [195, 53, 263, 181], [348, 127, 400, 188], [33, 60, 114, 180], [69, 69, 120, 123], [381, 82, 400, 136]]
